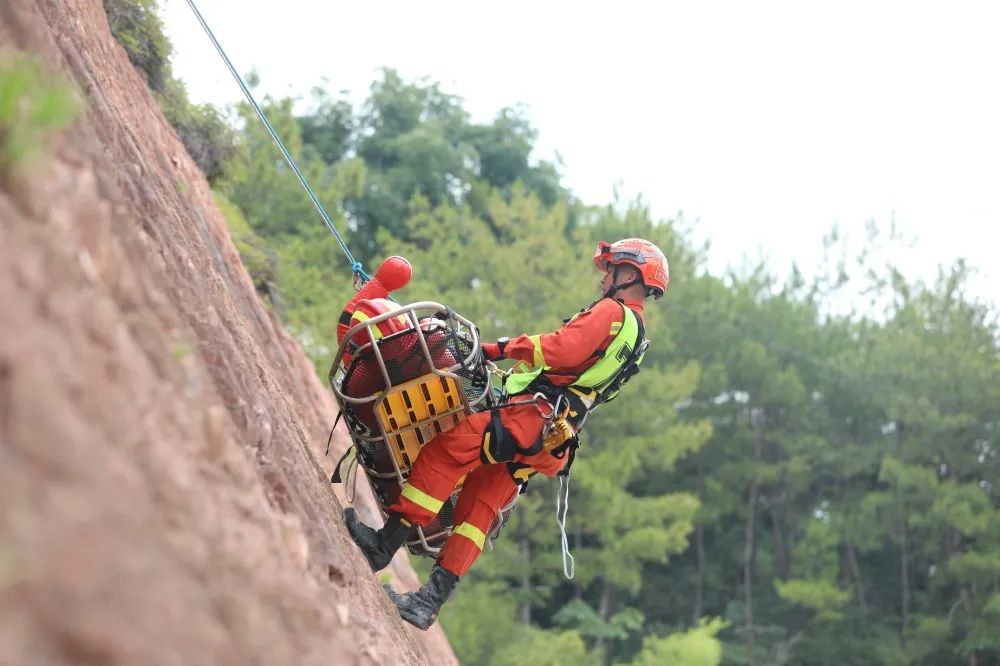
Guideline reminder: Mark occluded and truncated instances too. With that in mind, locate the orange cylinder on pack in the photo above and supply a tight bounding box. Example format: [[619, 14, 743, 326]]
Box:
[[372, 255, 412, 291], [337, 256, 412, 348]]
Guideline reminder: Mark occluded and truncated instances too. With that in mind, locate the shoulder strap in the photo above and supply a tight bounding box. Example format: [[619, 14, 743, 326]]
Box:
[[571, 301, 642, 393], [588, 304, 647, 405]]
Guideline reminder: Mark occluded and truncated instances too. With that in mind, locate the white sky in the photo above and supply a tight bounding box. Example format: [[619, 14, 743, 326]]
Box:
[[162, 0, 998, 308]]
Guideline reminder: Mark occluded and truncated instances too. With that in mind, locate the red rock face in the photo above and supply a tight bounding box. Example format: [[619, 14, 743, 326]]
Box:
[[0, 1, 456, 664]]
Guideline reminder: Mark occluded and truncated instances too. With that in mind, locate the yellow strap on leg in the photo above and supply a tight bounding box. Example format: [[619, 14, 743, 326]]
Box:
[[453, 522, 486, 550], [400, 484, 444, 514], [512, 466, 536, 485], [482, 431, 497, 464]]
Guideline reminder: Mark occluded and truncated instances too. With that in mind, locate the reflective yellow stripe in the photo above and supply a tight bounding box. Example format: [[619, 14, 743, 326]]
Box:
[[453, 522, 486, 550], [529, 334, 546, 367], [400, 484, 443, 514], [350, 310, 382, 338], [610, 321, 623, 334], [482, 432, 497, 464]]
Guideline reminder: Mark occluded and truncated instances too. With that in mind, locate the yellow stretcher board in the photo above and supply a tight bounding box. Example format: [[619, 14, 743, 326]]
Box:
[[375, 372, 466, 472]]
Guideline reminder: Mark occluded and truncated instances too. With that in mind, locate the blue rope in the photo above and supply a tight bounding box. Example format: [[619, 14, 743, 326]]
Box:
[[182, 0, 371, 284]]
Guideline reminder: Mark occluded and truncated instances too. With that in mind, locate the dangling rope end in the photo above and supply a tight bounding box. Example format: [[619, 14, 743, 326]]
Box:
[[556, 475, 576, 579]]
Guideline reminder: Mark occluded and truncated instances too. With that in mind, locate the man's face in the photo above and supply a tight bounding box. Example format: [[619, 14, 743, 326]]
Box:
[[600, 264, 640, 295], [600, 267, 615, 294]]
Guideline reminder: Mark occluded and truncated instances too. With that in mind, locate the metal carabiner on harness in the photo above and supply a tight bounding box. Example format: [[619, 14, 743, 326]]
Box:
[[531, 392, 558, 420], [538, 392, 567, 439]]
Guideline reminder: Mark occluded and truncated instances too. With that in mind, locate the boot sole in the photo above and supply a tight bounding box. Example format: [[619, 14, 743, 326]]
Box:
[[385, 586, 436, 630], [398, 609, 436, 631]]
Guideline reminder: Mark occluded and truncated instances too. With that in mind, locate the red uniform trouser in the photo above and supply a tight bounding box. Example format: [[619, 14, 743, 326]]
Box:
[[388, 403, 566, 576]]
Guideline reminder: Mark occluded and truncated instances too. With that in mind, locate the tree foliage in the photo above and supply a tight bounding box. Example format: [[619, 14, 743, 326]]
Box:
[[133, 18, 998, 662]]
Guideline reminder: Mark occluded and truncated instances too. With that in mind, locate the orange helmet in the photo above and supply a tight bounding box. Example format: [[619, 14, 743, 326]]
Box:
[[594, 238, 670, 299], [349, 298, 412, 342], [342, 298, 413, 367]]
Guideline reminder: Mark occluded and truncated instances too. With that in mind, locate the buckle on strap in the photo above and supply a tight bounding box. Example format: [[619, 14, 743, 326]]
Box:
[[482, 391, 572, 463], [531, 392, 557, 420]]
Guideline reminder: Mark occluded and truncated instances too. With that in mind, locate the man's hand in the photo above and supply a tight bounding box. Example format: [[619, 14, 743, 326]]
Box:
[[481, 337, 510, 361]]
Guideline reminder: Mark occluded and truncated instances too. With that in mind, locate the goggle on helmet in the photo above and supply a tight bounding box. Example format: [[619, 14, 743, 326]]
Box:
[[593, 238, 670, 299]]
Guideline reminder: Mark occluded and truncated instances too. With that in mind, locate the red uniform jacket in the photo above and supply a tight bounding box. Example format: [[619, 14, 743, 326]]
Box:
[[483, 297, 645, 378], [481, 297, 645, 476]]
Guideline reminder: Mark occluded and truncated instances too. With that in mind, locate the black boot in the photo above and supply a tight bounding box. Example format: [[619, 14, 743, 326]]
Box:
[[384, 563, 459, 630], [343, 508, 412, 571]]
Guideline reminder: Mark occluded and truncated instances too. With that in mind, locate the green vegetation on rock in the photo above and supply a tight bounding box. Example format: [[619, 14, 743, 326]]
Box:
[[0, 51, 78, 175]]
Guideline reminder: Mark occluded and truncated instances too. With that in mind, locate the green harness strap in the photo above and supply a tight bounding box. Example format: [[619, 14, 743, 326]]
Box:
[[503, 301, 642, 397]]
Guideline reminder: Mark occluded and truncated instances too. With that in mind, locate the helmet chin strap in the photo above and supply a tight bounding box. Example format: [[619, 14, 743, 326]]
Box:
[[604, 264, 644, 300]]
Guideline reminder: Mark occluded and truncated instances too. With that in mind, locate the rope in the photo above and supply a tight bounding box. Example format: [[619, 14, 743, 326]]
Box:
[[345, 451, 360, 503], [182, 0, 371, 284], [556, 474, 575, 579]]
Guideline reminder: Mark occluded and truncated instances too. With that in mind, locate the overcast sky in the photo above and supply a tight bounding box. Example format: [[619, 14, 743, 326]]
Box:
[[161, 0, 998, 307]]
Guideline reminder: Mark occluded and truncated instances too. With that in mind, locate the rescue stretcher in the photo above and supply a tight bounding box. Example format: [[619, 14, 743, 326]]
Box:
[[327, 301, 517, 557]]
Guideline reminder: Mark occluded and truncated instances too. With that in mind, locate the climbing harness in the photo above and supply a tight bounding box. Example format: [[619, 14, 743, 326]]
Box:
[[182, 0, 371, 284], [507, 299, 648, 578]]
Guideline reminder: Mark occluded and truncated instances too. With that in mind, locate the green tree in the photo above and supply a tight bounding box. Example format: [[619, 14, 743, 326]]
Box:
[[296, 69, 571, 260], [224, 95, 364, 239], [623, 617, 727, 666]]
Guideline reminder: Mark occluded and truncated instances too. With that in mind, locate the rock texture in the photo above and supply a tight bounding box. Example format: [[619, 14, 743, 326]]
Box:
[[0, 1, 455, 664]]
